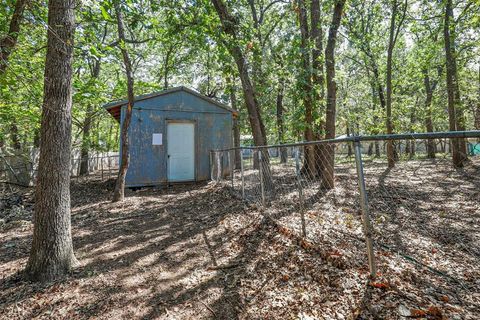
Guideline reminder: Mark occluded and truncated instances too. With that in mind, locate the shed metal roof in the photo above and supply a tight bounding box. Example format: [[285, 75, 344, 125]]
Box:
[[103, 86, 238, 121]]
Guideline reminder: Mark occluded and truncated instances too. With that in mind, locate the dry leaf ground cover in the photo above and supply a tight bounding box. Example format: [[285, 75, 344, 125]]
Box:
[[0, 157, 479, 319]]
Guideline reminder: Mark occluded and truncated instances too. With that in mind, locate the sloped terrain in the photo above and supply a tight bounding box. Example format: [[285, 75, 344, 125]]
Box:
[[0, 159, 479, 319]]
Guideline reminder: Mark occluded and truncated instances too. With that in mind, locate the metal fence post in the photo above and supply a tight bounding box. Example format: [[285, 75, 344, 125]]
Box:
[[209, 151, 214, 181], [108, 155, 112, 178], [240, 149, 245, 199], [228, 150, 234, 188], [295, 147, 306, 237], [216, 151, 222, 182], [100, 155, 104, 181], [258, 150, 266, 207], [353, 139, 377, 278]]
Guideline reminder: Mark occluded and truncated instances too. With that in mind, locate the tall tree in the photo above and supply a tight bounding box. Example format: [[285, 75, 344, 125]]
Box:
[[476, 65, 480, 131], [385, 0, 407, 168], [79, 58, 101, 175], [210, 0, 267, 148], [321, 0, 346, 189], [423, 64, 442, 158], [227, 76, 241, 169], [297, 0, 316, 175], [0, 0, 29, 150], [24, 0, 78, 282], [276, 77, 287, 163], [112, 0, 135, 202], [0, 0, 28, 75], [444, 0, 466, 167]]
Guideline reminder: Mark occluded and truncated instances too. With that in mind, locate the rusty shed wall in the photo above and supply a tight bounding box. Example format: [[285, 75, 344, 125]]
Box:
[[119, 90, 232, 187]]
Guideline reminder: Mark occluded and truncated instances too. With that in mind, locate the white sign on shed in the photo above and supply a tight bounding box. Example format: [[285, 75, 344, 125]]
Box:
[[152, 133, 163, 145]]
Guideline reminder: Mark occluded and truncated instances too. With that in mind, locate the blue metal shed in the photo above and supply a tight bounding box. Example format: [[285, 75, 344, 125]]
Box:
[[104, 86, 236, 187]]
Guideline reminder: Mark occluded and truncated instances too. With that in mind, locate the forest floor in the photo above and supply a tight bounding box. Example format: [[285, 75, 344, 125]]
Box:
[[0, 158, 479, 319]]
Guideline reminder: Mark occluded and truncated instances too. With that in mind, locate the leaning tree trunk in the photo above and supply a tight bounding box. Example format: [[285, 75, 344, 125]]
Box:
[[24, 0, 78, 282], [211, 0, 271, 186], [321, 0, 345, 189], [444, 0, 464, 167], [112, 1, 135, 202], [0, 0, 28, 150], [211, 0, 267, 148], [0, 0, 28, 75]]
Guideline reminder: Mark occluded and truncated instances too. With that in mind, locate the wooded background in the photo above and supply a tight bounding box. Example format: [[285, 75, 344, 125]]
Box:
[[1, 0, 479, 164]]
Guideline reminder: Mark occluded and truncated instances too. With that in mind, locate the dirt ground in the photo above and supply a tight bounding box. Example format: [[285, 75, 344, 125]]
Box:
[[0, 158, 479, 319]]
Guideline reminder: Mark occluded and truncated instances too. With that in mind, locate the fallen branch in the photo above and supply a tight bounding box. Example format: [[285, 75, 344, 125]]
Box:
[[200, 300, 216, 317]]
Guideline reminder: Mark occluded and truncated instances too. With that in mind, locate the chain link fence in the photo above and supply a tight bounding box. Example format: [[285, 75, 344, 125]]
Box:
[[0, 151, 119, 187], [211, 131, 480, 310]]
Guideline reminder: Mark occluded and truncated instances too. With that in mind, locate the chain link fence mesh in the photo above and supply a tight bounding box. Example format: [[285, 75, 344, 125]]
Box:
[[211, 132, 480, 305]]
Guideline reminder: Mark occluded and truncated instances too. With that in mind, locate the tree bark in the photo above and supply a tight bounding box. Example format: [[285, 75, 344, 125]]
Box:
[[211, 0, 267, 148], [163, 43, 175, 90], [247, 0, 264, 93], [444, 0, 465, 167], [310, 0, 327, 176], [112, 1, 135, 202], [10, 123, 22, 149], [321, 0, 345, 189], [475, 65, 480, 133], [276, 78, 287, 163], [385, 0, 406, 168], [310, 0, 324, 109], [211, 0, 271, 186], [229, 78, 241, 169], [423, 69, 436, 158], [0, 0, 28, 75], [297, 0, 316, 176], [1, 0, 29, 150], [24, 0, 77, 282], [79, 60, 101, 176]]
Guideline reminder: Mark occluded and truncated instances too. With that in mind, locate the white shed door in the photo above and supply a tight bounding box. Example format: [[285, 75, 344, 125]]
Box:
[[167, 122, 195, 181]]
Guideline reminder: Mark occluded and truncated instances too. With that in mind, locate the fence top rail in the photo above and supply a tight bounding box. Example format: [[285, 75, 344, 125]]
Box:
[[212, 130, 480, 152]]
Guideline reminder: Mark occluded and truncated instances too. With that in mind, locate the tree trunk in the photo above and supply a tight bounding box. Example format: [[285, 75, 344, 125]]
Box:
[[476, 65, 480, 133], [10, 123, 21, 149], [247, 0, 264, 94], [444, 0, 465, 167], [297, 0, 316, 176], [211, 0, 267, 148], [276, 79, 287, 163], [0, 0, 28, 75], [423, 69, 436, 158], [321, 0, 345, 189], [33, 129, 40, 148], [79, 105, 93, 175], [386, 1, 399, 168], [367, 69, 382, 158], [24, 0, 77, 282], [112, 1, 135, 202], [346, 125, 353, 157], [230, 79, 241, 169], [211, 0, 271, 186], [311, 0, 327, 176], [79, 60, 101, 176], [310, 0, 324, 109], [163, 44, 175, 90]]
